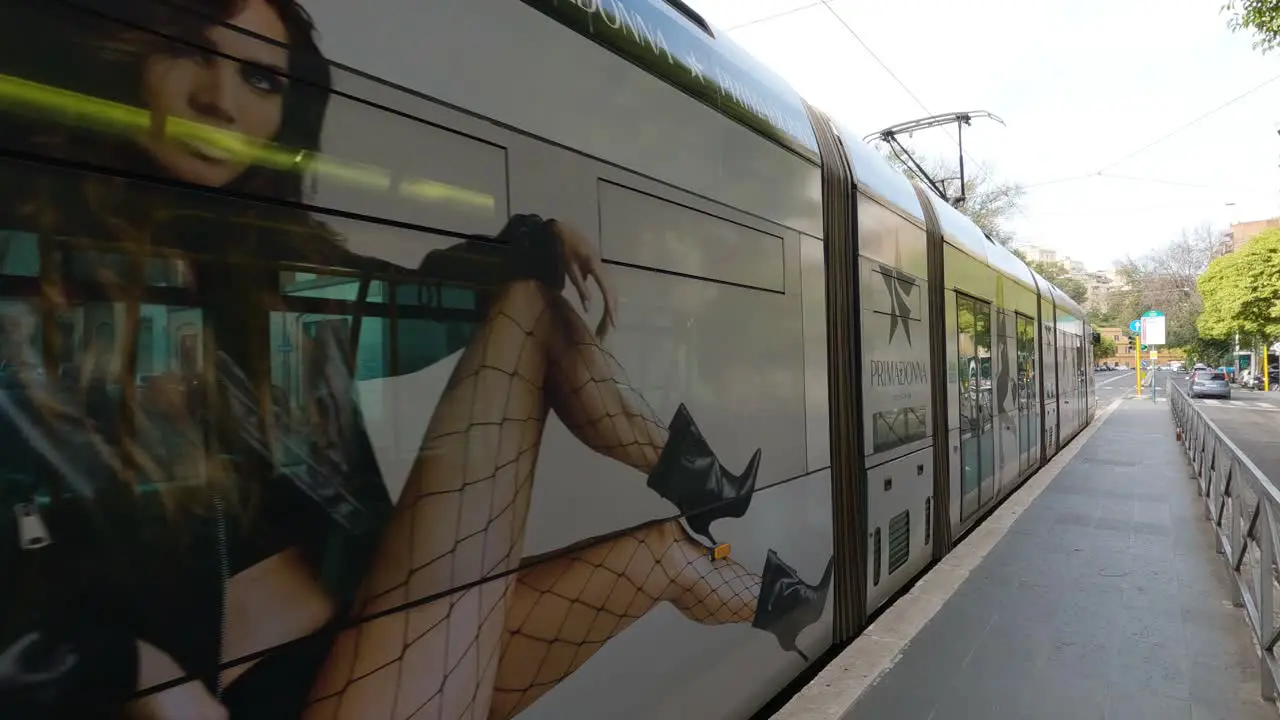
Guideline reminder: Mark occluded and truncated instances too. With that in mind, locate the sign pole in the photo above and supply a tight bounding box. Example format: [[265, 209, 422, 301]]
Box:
[[1266, 344, 1271, 393]]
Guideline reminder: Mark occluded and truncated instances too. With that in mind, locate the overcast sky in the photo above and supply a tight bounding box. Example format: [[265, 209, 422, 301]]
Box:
[[686, 0, 1280, 271]]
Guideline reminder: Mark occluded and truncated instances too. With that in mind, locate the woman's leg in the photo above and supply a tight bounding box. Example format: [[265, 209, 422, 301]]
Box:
[[488, 520, 757, 718], [301, 279, 691, 720], [303, 279, 555, 720], [489, 522, 834, 720], [539, 312, 668, 473]]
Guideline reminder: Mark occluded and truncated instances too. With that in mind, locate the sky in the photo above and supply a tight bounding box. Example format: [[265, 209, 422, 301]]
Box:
[[685, 0, 1280, 271]]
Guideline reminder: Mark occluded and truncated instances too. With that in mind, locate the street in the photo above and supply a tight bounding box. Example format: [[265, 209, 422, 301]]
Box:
[[1150, 369, 1280, 482], [1092, 367, 1138, 404]]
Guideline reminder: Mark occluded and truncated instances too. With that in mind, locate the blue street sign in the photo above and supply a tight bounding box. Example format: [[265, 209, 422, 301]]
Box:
[[1129, 319, 1142, 333]]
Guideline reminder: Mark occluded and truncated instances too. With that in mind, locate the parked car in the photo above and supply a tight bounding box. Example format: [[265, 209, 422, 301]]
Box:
[[1244, 368, 1280, 390]]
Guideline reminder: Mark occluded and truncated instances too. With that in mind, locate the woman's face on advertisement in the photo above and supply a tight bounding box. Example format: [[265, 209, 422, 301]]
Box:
[[139, 0, 290, 187]]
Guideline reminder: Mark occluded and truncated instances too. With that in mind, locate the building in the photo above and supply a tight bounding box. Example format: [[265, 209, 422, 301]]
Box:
[[1081, 270, 1117, 312], [1017, 244, 1058, 264], [1095, 326, 1133, 362], [1220, 217, 1280, 255]]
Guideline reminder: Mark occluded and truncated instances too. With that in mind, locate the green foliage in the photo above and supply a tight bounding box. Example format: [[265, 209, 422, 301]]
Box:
[[1197, 228, 1280, 341], [1182, 336, 1234, 368], [1089, 307, 1120, 326], [1224, 0, 1280, 53], [1094, 335, 1117, 359]]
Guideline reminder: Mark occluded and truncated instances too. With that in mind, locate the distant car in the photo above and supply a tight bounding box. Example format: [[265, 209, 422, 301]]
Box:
[[1189, 370, 1231, 400], [1244, 368, 1280, 390]]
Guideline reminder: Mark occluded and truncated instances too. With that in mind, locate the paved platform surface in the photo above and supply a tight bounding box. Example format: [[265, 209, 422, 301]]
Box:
[[842, 398, 1277, 720]]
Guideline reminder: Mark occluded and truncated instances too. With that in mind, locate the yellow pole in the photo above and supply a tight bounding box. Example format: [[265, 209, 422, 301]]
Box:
[[1135, 339, 1143, 397], [1265, 344, 1271, 393]]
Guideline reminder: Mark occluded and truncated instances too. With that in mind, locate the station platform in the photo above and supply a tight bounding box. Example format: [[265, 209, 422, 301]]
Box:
[[777, 397, 1278, 720]]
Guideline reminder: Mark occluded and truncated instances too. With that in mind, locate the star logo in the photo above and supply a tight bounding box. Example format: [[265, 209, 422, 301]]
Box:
[[878, 261, 917, 347]]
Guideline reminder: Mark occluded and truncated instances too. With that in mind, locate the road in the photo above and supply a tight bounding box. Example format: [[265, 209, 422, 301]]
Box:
[[1092, 367, 1137, 405], [1158, 369, 1280, 483]]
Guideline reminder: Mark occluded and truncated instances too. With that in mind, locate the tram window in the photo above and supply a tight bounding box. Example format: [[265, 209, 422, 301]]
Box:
[[0, 145, 498, 494], [0, 232, 39, 276], [871, 407, 928, 454], [598, 180, 784, 292], [0, 301, 39, 372], [136, 316, 155, 375], [1016, 314, 1034, 389], [177, 329, 200, 373], [864, 260, 928, 455]]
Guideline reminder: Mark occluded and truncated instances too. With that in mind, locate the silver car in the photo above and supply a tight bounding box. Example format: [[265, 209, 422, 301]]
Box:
[[1189, 370, 1231, 400]]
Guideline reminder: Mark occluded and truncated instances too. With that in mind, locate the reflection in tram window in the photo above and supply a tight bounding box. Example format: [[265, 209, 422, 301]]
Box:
[[0, 231, 38, 276], [1015, 313, 1037, 472], [956, 293, 994, 521]]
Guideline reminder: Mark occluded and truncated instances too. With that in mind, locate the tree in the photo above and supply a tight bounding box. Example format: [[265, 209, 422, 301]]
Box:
[[1198, 228, 1280, 342], [1108, 223, 1218, 349], [1094, 335, 1116, 360], [1089, 306, 1120, 327], [879, 145, 1025, 247], [1183, 336, 1233, 368], [1224, 0, 1280, 53]]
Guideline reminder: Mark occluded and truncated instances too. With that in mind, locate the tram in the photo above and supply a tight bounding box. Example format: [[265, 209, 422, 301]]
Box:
[[0, 0, 1093, 718]]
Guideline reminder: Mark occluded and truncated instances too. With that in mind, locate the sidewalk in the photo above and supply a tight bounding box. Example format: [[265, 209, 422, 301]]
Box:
[[781, 398, 1277, 720]]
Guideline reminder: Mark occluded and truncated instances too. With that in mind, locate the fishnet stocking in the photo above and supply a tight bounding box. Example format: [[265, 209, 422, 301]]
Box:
[[302, 279, 550, 720], [544, 321, 668, 474], [490, 520, 760, 719], [303, 277, 678, 720]]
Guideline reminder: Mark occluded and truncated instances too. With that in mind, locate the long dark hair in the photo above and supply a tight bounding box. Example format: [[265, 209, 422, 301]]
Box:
[[0, 0, 342, 518], [0, 0, 333, 205]]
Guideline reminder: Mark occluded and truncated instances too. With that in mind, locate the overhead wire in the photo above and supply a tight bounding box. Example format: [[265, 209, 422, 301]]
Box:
[[724, 1, 825, 31], [814, 1, 935, 118], [810, 1, 1053, 233], [729, 1, 1280, 234], [1095, 72, 1280, 173], [999, 74, 1280, 198]]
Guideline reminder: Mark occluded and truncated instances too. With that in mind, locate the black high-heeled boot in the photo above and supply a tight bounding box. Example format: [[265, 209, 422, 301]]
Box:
[[752, 550, 835, 661], [646, 403, 761, 546]]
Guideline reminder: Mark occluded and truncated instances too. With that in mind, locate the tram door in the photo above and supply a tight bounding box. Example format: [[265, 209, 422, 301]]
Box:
[[957, 294, 995, 521]]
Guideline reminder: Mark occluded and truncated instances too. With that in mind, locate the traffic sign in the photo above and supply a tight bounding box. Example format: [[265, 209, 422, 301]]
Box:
[[1128, 319, 1142, 333], [1142, 310, 1164, 317], [1140, 314, 1166, 346], [1140, 344, 1148, 351]]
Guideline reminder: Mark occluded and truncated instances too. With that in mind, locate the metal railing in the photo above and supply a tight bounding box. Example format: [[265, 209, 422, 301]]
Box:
[[1168, 378, 1280, 700]]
